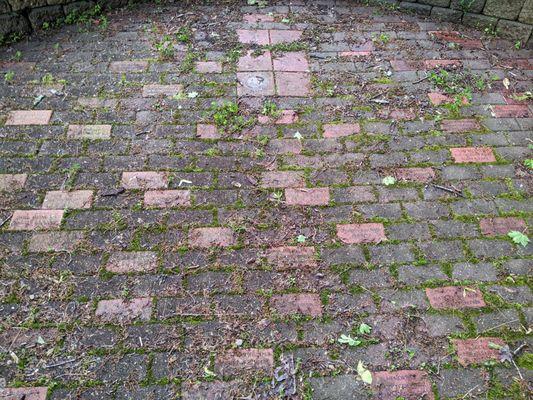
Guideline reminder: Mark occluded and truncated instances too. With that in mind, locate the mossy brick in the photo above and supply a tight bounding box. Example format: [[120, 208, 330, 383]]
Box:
[[483, 0, 525, 20]]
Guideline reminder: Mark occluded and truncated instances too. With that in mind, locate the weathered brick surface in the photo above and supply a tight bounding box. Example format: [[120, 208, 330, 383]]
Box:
[[0, 387, 48, 400], [0, 2, 531, 398]]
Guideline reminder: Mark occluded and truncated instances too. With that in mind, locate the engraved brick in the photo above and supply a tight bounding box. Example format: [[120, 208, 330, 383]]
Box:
[[258, 110, 298, 124], [336, 223, 386, 244], [243, 13, 275, 23], [28, 231, 85, 252], [5, 110, 52, 125], [372, 370, 434, 400], [196, 124, 220, 139], [450, 147, 496, 163], [237, 50, 273, 71], [95, 298, 152, 322], [424, 59, 462, 69], [106, 251, 158, 273], [441, 119, 481, 132], [394, 168, 435, 183], [452, 337, 505, 366], [271, 293, 322, 317], [42, 190, 93, 209], [121, 172, 168, 190], [492, 105, 530, 118], [189, 227, 236, 248], [323, 123, 361, 138], [266, 246, 317, 270], [144, 190, 191, 208], [426, 286, 485, 309], [215, 349, 273, 377], [9, 210, 64, 231], [109, 60, 148, 72], [142, 84, 183, 97], [479, 217, 527, 236], [0, 387, 48, 400], [285, 187, 330, 206], [273, 52, 309, 72], [67, 124, 112, 139], [0, 174, 27, 191], [260, 171, 305, 188]]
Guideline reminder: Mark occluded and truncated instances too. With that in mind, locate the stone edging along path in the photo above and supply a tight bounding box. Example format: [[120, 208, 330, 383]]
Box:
[[1, 0, 532, 46]]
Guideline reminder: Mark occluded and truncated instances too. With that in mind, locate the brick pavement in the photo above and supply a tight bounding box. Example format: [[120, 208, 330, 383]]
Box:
[[0, 1, 531, 399]]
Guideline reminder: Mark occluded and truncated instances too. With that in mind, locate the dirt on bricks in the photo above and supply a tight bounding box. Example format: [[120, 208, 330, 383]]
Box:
[[0, 0, 531, 399]]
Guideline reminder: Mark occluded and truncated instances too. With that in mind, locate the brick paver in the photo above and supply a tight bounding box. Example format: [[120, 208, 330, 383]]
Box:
[[0, 1, 530, 399]]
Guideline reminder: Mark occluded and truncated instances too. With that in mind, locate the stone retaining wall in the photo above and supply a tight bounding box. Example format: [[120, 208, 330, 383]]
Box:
[[1, 0, 532, 46], [375, 0, 532, 45]]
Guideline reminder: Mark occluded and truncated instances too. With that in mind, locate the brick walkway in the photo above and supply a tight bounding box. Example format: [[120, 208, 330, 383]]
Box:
[[0, 1, 532, 399]]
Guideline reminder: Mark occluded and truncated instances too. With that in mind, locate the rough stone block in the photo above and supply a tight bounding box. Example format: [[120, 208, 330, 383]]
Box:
[[28, 5, 64, 29], [451, 0, 486, 13], [483, 0, 525, 20], [496, 18, 533, 43], [431, 6, 463, 22]]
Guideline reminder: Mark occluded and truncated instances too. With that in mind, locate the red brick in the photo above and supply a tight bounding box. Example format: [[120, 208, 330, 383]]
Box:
[[215, 349, 273, 377], [372, 370, 434, 400], [144, 190, 191, 208], [390, 60, 422, 71], [380, 109, 416, 120], [142, 84, 183, 97], [243, 13, 275, 23], [394, 167, 435, 183], [260, 171, 305, 188], [258, 110, 298, 124], [269, 29, 302, 44], [189, 227, 236, 248], [273, 52, 309, 72], [5, 110, 52, 125], [237, 71, 275, 96], [450, 147, 496, 163], [424, 59, 462, 69], [109, 60, 148, 72], [479, 217, 527, 236], [425, 286, 485, 309], [429, 31, 483, 49], [452, 338, 505, 366], [492, 104, 530, 118], [0, 173, 27, 191], [266, 246, 317, 270], [121, 171, 168, 189], [196, 61, 222, 73], [428, 92, 468, 106], [9, 210, 63, 231], [42, 190, 93, 209], [336, 223, 386, 244], [275, 72, 311, 96], [196, 124, 220, 139], [236, 29, 269, 45], [67, 124, 112, 139], [323, 123, 361, 138], [340, 51, 372, 57], [285, 187, 330, 206], [28, 231, 85, 252], [441, 119, 481, 133], [237, 50, 273, 71], [95, 297, 152, 322], [270, 293, 322, 317], [499, 59, 533, 70], [106, 251, 158, 273], [0, 387, 48, 400], [503, 92, 532, 105]]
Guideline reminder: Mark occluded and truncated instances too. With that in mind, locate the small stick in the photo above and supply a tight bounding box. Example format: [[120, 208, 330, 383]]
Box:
[[431, 184, 465, 198], [0, 214, 12, 228]]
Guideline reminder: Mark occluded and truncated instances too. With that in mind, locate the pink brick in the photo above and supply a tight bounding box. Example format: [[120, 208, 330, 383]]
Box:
[[500, 59, 533, 70], [340, 51, 372, 57], [450, 147, 496, 163], [492, 104, 530, 118], [196, 124, 220, 139], [269, 29, 302, 44], [380, 109, 416, 121], [0, 387, 48, 400], [144, 190, 191, 208], [266, 246, 317, 270], [215, 349, 273, 377], [258, 110, 298, 124], [28, 231, 85, 252], [243, 13, 275, 23], [428, 92, 468, 106], [441, 119, 481, 133], [260, 171, 305, 188], [273, 52, 309, 72], [237, 29, 270, 45], [503, 92, 532, 105], [429, 31, 483, 49], [95, 297, 152, 322], [336, 223, 386, 244], [479, 217, 527, 236], [372, 370, 434, 400], [285, 187, 330, 206], [424, 59, 462, 69], [5, 110, 52, 125], [275, 72, 311, 96], [390, 60, 421, 71], [237, 72, 275, 96], [106, 251, 158, 273], [394, 167, 436, 183], [121, 171, 168, 189], [196, 61, 222, 73], [109, 60, 148, 72], [67, 124, 112, 139], [42, 190, 93, 209], [9, 210, 63, 231], [323, 123, 360, 138], [142, 84, 183, 97], [189, 227, 236, 248], [452, 338, 505, 366], [237, 50, 273, 71], [271, 293, 322, 317], [426, 286, 485, 309], [0, 174, 27, 191], [269, 139, 302, 154]]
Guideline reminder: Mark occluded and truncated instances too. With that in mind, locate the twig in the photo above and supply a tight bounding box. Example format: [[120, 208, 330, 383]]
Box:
[[431, 183, 465, 197], [0, 213, 13, 228], [43, 357, 78, 369], [413, 75, 429, 84]]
